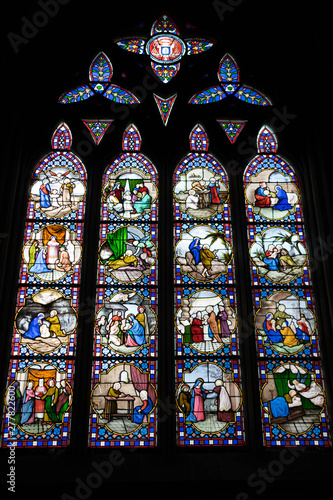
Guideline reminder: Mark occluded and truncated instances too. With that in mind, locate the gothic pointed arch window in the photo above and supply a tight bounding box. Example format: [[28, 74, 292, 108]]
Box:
[[173, 124, 244, 446], [88, 124, 158, 448], [2, 9, 333, 499], [244, 126, 331, 447], [1, 123, 87, 448]]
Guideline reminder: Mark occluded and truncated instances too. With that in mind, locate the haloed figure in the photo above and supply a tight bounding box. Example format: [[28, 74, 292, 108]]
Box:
[[185, 378, 210, 423]]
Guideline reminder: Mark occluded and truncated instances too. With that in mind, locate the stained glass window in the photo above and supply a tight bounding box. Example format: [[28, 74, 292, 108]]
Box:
[[58, 52, 139, 105], [88, 124, 158, 448], [174, 124, 244, 446], [189, 53, 271, 106], [153, 93, 177, 126], [1, 123, 87, 448], [244, 126, 331, 447], [217, 120, 247, 144], [82, 120, 114, 145], [116, 14, 213, 83], [3, 5, 333, 500]]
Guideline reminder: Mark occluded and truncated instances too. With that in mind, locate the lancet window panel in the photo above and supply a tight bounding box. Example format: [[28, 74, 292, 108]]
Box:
[[174, 221, 234, 286], [173, 125, 231, 224], [89, 359, 157, 448], [97, 222, 157, 287], [1, 124, 86, 449], [174, 285, 239, 359], [175, 358, 244, 447], [89, 124, 159, 448], [244, 126, 331, 447], [259, 359, 330, 447], [93, 286, 158, 359], [173, 124, 244, 447], [247, 223, 311, 288], [20, 221, 84, 286], [4, 359, 75, 448], [100, 124, 158, 224]]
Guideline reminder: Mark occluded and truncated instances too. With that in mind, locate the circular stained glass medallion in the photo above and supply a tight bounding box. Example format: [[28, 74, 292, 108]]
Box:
[[146, 34, 186, 64]]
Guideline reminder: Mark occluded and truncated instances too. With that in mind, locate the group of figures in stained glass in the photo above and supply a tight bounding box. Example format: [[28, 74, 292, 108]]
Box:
[[91, 363, 157, 437], [95, 291, 156, 354], [260, 362, 326, 440], [175, 289, 236, 351], [98, 224, 157, 284], [2, 14, 331, 449], [31, 166, 86, 218], [171, 124, 244, 446], [2, 125, 84, 446], [244, 127, 329, 446], [16, 289, 77, 356], [102, 169, 157, 220], [177, 363, 242, 436], [255, 291, 315, 355], [174, 224, 233, 283], [3, 121, 330, 448], [23, 223, 82, 283], [8, 365, 72, 436], [173, 168, 228, 219], [93, 125, 159, 446]]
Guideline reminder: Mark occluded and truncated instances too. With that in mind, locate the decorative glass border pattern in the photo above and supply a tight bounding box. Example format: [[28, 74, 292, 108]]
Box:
[[88, 124, 159, 448], [1, 124, 86, 448], [173, 125, 244, 447], [244, 126, 331, 447]]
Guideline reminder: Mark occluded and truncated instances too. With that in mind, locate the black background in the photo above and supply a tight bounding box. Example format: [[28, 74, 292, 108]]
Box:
[[1, 1, 333, 499]]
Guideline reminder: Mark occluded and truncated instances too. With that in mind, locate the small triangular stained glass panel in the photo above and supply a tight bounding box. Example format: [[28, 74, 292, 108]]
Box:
[[217, 120, 247, 144], [153, 93, 177, 126], [82, 120, 114, 145]]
